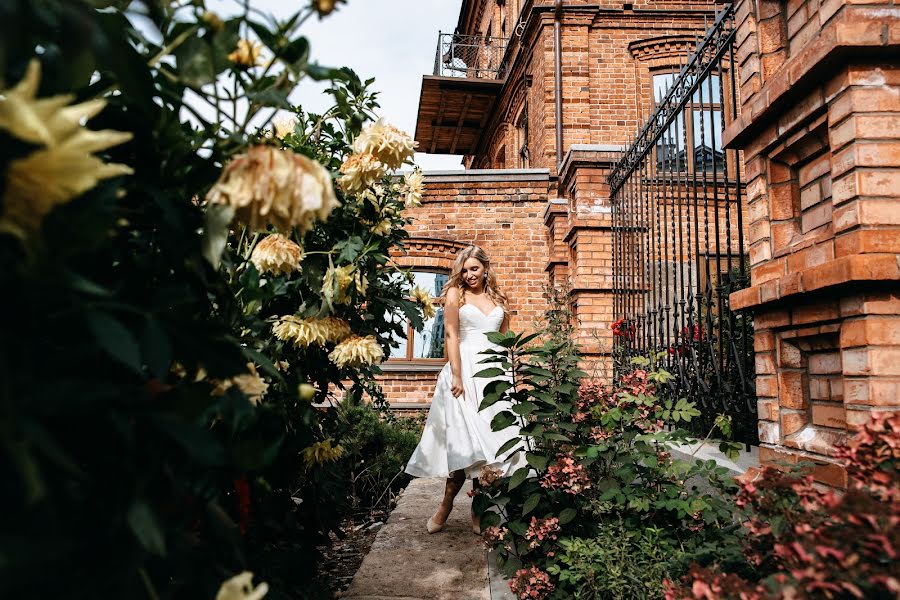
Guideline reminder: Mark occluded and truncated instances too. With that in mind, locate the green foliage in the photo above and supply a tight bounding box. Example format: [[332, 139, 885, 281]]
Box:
[[472, 286, 747, 599], [0, 1, 422, 598]]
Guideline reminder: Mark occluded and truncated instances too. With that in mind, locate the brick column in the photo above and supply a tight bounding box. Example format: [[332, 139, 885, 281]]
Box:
[[726, 0, 900, 485]]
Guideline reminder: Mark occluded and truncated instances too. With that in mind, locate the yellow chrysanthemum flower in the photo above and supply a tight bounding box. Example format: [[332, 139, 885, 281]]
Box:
[[337, 153, 385, 194], [370, 219, 393, 236], [216, 571, 269, 600], [302, 438, 345, 467], [206, 145, 339, 233], [230, 363, 269, 406], [228, 39, 262, 68], [412, 286, 437, 320], [320, 316, 352, 342], [250, 233, 303, 276], [402, 170, 424, 208], [328, 335, 384, 369], [0, 59, 133, 235], [351, 119, 418, 170]]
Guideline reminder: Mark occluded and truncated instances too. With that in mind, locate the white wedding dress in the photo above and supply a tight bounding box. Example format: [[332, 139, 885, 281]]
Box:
[[405, 303, 527, 479]]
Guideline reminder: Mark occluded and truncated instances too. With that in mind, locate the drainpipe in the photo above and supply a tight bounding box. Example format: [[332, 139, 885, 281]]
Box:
[[553, 0, 564, 170]]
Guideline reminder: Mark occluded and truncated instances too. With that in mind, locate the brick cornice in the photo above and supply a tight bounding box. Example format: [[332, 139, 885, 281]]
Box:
[[724, 5, 900, 151], [730, 255, 900, 311]]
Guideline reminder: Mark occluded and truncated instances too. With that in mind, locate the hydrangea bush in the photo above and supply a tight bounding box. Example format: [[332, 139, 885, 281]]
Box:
[[472, 292, 747, 599]]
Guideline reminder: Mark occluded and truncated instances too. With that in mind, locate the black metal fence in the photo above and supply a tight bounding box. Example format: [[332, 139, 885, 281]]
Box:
[[608, 4, 757, 446], [433, 32, 508, 79]]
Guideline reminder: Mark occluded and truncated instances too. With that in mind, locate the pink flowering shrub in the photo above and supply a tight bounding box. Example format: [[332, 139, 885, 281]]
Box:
[[666, 412, 900, 600], [473, 326, 743, 599]]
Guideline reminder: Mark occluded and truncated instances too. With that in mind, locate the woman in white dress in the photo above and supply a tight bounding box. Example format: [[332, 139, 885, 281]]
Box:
[[405, 245, 525, 534]]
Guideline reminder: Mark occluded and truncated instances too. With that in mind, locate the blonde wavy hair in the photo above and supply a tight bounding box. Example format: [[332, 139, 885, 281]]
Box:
[[441, 245, 509, 311]]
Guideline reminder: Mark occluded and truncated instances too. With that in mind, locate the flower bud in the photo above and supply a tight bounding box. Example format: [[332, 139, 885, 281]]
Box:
[[298, 383, 317, 401]]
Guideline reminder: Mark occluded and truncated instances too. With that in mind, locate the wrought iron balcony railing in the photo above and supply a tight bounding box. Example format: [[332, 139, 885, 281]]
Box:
[[433, 32, 508, 79]]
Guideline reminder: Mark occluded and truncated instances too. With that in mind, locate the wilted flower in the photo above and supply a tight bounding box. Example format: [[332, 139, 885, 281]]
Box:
[[313, 0, 341, 16], [228, 39, 262, 68], [351, 119, 417, 169], [272, 116, 298, 140], [337, 153, 385, 194], [0, 59, 133, 235], [230, 363, 269, 406], [411, 286, 437, 319], [477, 466, 503, 486], [250, 233, 303, 276], [206, 145, 339, 233], [201, 11, 225, 32], [328, 335, 384, 368], [302, 438, 345, 467], [216, 571, 269, 600], [402, 170, 424, 208], [273, 315, 350, 347]]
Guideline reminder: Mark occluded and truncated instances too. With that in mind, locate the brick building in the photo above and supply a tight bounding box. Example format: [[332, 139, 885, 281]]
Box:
[[381, 0, 900, 486], [382, 0, 731, 406]]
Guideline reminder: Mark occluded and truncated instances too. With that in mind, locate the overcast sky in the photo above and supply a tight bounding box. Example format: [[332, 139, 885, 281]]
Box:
[[208, 0, 465, 171]]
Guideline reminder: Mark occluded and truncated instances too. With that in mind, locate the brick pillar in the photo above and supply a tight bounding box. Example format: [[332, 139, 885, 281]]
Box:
[[726, 0, 900, 486]]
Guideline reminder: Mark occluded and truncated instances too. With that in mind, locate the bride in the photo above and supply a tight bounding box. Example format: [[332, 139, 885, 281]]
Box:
[[405, 245, 525, 534]]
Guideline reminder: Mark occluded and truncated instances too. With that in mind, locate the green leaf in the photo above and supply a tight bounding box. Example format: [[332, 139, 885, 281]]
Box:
[[474, 367, 505, 378], [526, 453, 549, 471], [495, 437, 522, 458], [141, 318, 171, 378], [490, 411, 517, 431], [522, 493, 541, 516], [127, 501, 166, 556], [512, 401, 537, 416], [87, 311, 142, 375], [174, 35, 215, 88], [558, 508, 577, 525], [507, 467, 529, 491]]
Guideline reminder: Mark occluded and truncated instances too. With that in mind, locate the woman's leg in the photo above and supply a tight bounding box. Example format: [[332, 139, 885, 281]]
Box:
[[471, 478, 482, 533], [432, 469, 466, 525]]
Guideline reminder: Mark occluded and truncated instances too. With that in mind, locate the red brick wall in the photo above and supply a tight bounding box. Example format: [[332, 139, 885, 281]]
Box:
[[379, 170, 552, 406], [727, 0, 900, 486]]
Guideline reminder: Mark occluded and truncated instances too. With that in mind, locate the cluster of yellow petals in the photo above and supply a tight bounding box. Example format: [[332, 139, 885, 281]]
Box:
[[215, 571, 269, 600], [250, 233, 303, 276], [211, 363, 269, 406], [351, 119, 417, 170], [0, 59, 133, 236], [402, 170, 424, 208], [272, 315, 351, 347], [323, 264, 367, 305], [412, 286, 437, 320], [301, 438, 345, 467], [206, 145, 339, 233], [337, 153, 385, 195], [272, 116, 297, 140], [328, 335, 384, 369], [228, 39, 263, 68]]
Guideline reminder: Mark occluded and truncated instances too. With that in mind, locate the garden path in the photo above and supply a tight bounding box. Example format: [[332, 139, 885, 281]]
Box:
[[342, 478, 513, 600]]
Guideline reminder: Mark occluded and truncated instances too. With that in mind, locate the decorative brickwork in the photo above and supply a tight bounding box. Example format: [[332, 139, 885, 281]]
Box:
[[726, 0, 900, 486]]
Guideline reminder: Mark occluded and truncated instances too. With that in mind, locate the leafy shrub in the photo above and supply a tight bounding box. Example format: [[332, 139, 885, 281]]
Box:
[[665, 412, 900, 600], [471, 291, 747, 599]]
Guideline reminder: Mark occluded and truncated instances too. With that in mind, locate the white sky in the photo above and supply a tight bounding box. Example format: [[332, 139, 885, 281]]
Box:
[[208, 0, 465, 171]]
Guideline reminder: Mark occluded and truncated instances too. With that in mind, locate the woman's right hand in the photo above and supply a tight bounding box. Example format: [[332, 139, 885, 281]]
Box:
[[451, 375, 465, 400]]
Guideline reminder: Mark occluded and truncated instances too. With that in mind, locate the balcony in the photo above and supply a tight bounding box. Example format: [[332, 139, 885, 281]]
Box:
[[414, 33, 508, 155]]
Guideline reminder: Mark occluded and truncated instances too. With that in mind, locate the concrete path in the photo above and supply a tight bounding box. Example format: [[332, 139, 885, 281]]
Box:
[[342, 478, 513, 600]]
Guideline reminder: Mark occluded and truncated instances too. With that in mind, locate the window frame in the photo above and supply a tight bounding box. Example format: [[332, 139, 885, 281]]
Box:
[[649, 68, 729, 177], [386, 269, 449, 368]]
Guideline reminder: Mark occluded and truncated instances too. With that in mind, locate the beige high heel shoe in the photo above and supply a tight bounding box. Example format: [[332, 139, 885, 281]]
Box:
[[426, 516, 445, 534]]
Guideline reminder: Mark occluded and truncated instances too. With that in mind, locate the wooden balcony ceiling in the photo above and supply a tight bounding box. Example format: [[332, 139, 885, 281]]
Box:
[[414, 75, 503, 155]]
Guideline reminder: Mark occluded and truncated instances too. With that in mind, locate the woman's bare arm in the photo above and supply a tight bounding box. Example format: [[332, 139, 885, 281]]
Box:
[[499, 311, 510, 334], [444, 287, 465, 399]]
